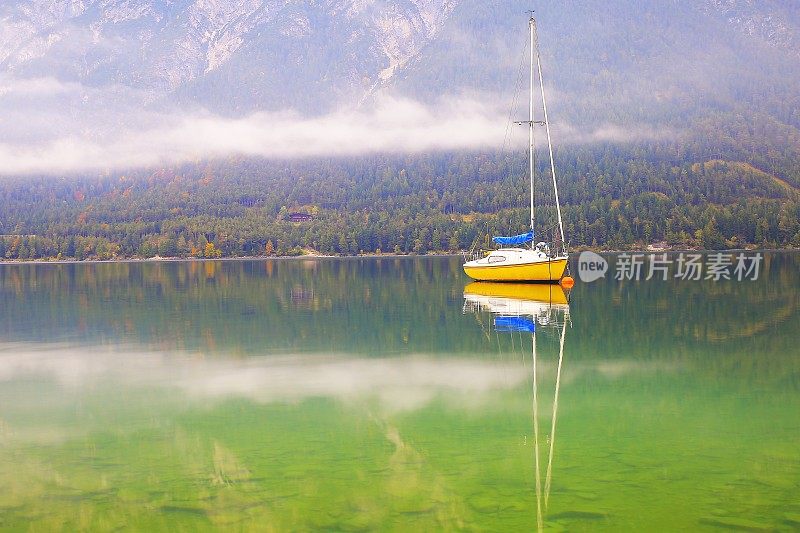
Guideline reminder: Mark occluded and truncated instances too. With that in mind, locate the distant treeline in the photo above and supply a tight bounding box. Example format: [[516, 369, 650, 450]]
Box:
[[0, 142, 798, 261]]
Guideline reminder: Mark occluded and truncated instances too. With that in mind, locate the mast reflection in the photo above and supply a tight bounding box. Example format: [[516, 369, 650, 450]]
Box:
[[463, 282, 570, 531]]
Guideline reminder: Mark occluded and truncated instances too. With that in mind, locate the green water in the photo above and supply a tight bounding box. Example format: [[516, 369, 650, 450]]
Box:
[[0, 254, 798, 531]]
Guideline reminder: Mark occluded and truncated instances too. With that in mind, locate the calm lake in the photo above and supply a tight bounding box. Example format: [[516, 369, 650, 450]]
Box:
[[1, 253, 798, 531]]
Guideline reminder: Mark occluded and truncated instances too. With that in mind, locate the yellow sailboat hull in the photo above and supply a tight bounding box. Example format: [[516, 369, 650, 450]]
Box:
[[463, 282, 569, 305], [463, 257, 567, 282]]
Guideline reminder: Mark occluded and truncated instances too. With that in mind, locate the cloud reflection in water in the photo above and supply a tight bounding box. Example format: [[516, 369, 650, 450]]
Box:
[[0, 343, 530, 412]]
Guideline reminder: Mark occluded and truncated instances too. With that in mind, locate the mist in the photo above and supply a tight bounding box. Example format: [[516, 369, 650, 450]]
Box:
[[0, 76, 666, 176]]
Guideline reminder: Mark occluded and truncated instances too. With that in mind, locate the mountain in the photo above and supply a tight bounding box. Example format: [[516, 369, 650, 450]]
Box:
[[0, 0, 458, 114], [1, 0, 799, 118], [397, 1, 800, 126]]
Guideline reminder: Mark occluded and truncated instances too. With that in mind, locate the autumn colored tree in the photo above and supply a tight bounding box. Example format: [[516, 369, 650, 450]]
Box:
[[204, 242, 222, 258]]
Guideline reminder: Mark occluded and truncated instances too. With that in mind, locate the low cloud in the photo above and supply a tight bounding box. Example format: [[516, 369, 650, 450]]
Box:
[[0, 76, 82, 97], [0, 92, 508, 175], [556, 122, 671, 144], [0, 76, 671, 176]]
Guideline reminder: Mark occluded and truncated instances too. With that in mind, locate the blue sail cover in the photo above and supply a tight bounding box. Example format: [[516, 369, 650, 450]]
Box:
[[494, 316, 536, 333], [492, 231, 534, 246]]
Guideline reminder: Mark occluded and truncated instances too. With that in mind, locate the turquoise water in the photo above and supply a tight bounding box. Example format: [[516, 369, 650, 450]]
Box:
[[0, 254, 798, 531]]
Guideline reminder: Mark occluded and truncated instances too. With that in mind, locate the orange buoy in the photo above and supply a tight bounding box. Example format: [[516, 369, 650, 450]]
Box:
[[560, 276, 575, 289]]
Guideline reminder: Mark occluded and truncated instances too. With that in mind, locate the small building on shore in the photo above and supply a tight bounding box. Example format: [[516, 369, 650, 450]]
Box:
[[287, 212, 313, 222]]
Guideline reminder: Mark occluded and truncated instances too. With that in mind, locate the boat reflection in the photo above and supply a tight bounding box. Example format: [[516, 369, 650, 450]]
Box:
[[463, 282, 570, 531], [463, 282, 570, 326]]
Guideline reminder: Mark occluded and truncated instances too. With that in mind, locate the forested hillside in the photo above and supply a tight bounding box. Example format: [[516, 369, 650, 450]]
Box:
[[1, 140, 797, 260]]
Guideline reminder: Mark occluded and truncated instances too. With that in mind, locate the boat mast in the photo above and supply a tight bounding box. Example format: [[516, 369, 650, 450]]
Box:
[[528, 16, 536, 241], [531, 18, 566, 251]]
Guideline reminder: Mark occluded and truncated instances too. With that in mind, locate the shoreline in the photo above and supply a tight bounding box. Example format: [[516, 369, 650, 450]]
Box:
[[0, 247, 796, 266]]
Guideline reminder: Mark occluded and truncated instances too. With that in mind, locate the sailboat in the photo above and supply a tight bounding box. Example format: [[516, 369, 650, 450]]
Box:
[[464, 15, 568, 283]]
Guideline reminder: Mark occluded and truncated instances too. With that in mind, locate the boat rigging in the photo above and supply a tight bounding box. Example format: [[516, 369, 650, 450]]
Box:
[[463, 15, 569, 282]]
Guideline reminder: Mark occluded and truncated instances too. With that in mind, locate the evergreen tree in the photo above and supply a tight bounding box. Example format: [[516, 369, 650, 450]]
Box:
[[701, 217, 727, 250]]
